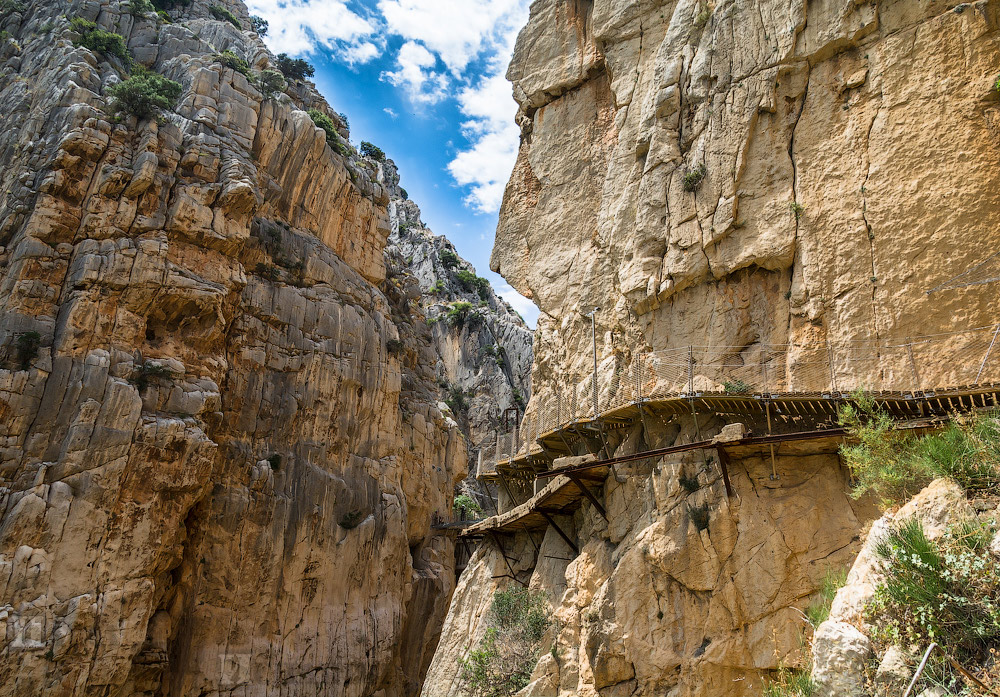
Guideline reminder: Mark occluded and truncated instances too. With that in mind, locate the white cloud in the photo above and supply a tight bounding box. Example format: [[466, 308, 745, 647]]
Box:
[[377, 0, 524, 75], [448, 71, 521, 213], [380, 41, 449, 104], [248, 0, 531, 216], [245, 0, 378, 59], [383, 107, 398, 118]]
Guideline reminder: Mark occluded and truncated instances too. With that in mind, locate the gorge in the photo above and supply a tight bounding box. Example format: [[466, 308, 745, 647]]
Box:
[[1, 1, 1000, 697]]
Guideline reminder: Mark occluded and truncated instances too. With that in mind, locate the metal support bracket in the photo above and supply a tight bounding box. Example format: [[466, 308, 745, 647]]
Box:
[[568, 473, 608, 520], [537, 509, 579, 555]]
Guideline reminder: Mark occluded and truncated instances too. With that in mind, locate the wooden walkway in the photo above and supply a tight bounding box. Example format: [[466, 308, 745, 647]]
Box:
[[481, 385, 1000, 480], [461, 392, 998, 545]]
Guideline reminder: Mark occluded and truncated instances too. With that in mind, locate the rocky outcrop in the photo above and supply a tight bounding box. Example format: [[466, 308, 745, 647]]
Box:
[[493, 0, 1000, 394], [384, 165, 532, 506], [0, 1, 464, 696], [810, 479, 975, 697], [427, 1, 1000, 696]]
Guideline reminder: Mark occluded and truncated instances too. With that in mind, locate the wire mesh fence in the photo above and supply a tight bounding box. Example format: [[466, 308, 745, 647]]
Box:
[[481, 324, 1000, 469]]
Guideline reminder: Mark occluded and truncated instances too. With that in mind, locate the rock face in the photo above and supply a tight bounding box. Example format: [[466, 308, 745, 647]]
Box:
[[426, 1, 1000, 696], [811, 479, 974, 697], [423, 429, 881, 697], [493, 0, 1000, 393], [0, 1, 465, 696], [383, 163, 533, 506]]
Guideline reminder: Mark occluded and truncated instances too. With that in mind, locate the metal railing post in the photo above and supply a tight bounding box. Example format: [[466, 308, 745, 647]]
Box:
[[975, 323, 1000, 385], [687, 346, 694, 396], [826, 340, 837, 393], [906, 340, 921, 393], [635, 352, 642, 402]]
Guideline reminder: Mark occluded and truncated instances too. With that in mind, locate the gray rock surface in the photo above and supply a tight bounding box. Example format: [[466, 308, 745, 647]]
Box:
[[0, 1, 468, 696]]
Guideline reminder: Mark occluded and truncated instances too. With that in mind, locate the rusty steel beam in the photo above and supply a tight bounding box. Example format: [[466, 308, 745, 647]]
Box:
[[536, 428, 851, 480], [568, 473, 608, 520], [537, 509, 579, 555]]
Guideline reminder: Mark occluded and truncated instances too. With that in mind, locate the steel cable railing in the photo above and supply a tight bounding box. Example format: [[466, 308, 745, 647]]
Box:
[[486, 324, 1000, 470]]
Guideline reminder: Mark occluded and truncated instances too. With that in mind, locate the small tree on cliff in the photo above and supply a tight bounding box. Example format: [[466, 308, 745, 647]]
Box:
[[459, 587, 550, 697]]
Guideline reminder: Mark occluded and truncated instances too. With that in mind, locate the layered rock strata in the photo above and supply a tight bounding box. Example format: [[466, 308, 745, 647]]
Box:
[[427, 1, 1000, 696], [0, 1, 464, 696], [385, 168, 533, 508]]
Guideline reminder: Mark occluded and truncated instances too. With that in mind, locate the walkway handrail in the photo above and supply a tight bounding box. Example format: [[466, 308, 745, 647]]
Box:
[[488, 324, 1000, 472]]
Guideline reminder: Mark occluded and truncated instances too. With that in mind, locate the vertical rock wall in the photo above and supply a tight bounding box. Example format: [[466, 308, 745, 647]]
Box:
[[493, 0, 1000, 396], [0, 1, 464, 696], [426, 1, 1000, 696]]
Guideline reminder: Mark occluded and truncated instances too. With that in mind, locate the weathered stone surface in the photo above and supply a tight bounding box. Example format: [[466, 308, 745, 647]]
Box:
[[423, 419, 879, 697], [813, 479, 975, 695], [493, 0, 1000, 408], [428, 1, 1000, 695], [0, 1, 466, 696], [811, 620, 872, 697]]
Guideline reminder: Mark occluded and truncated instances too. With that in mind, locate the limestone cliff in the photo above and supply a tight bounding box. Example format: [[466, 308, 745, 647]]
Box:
[[0, 1, 466, 696], [384, 167, 533, 510], [424, 1, 1000, 696]]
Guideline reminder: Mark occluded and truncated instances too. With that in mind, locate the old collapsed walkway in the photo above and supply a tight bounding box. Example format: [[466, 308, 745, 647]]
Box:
[[460, 324, 1000, 545]]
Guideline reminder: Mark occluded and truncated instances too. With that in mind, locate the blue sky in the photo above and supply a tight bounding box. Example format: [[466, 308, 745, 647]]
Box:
[[244, 0, 540, 327]]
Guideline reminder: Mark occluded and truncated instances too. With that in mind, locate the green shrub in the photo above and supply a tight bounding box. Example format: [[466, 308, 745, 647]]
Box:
[[459, 587, 551, 697], [512, 387, 525, 407], [256, 68, 285, 98], [439, 249, 459, 268], [275, 52, 314, 80], [338, 111, 349, 129], [445, 385, 468, 414], [249, 14, 267, 35], [445, 301, 475, 329], [307, 108, 339, 146], [0, 0, 25, 19], [789, 201, 805, 219], [254, 263, 280, 281], [456, 269, 490, 300], [360, 141, 385, 161], [688, 502, 710, 531], [682, 163, 706, 192], [152, 0, 190, 9], [866, 517, 1000, 692], [127, 0, 156, 16], [678, 471, 700, 493], [453, 494, 482, 517], [723, 378, 753, 395], [209, 4, 241, 29], [108, 68, 182, 118], [400, 187, 408, 200], [805, 567, 847, 628], [14, 331, 41, 370], [265, 453, 281, 470], [839, 397, 1000, 504], [386, 338, 404, 355], [72, 18, 130, 64], [130, 360, 175, 392], [428, 279, 445, 295], [214, 49, 250, 77], [763, 668, 816, 697], [339, 510, 364, 529]]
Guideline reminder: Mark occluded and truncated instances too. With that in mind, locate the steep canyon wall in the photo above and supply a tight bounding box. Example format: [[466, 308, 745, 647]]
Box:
[[0, 1, 469, 695], [425, 1, 1000, 696]]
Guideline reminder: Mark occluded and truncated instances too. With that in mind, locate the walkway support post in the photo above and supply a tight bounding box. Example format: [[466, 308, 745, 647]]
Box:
[[826, 341, 838, 393], [906, 340, 921, 394], [976, 323, 1000, 385], [585, 307, 600, 419], [687, 346, 695, 396]]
